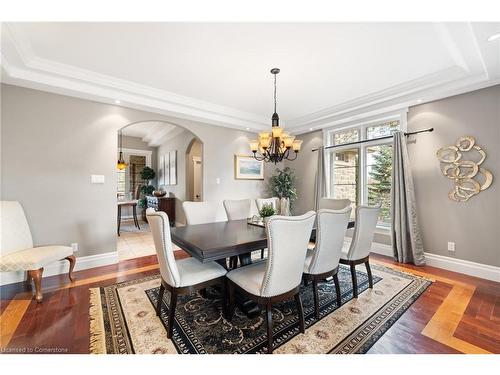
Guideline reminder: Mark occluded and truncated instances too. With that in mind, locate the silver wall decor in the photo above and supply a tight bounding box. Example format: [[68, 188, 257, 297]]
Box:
[[436, 136, 493, 202]]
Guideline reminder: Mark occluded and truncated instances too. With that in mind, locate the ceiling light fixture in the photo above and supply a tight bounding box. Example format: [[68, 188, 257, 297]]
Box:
[[117, 130, 127, 170], [249, 68, 302, 164], [416, 99, 423, 103], [114, 99, 121, 104], [487, 32, 500, 42]]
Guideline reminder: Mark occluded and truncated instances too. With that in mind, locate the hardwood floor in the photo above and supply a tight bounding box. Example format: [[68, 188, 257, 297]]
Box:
[[0, 252, 498, 354]]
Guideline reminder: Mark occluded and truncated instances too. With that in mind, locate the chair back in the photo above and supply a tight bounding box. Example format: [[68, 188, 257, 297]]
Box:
[[345, 205, 380, 260], [260, 211, 316, 297], [0, 201, 34, 256], [183, 201, 221, 225], [146, 208, 180, 287], [223, 199, 251, 221], [256, 197, 279, 213], [307, 207, 351, 275], [319, 198, 351, 210]]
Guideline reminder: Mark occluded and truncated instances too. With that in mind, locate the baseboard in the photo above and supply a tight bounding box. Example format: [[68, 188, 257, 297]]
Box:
[[369, 241, 499, 282], [423, 253, 500, 282], [0, 251, 119, 286]]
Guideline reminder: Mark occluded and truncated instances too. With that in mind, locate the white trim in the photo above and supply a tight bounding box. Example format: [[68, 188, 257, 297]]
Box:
[[423, 253, 500, 283], [369, 242, 500, 282], [0, 251, 119, 286]]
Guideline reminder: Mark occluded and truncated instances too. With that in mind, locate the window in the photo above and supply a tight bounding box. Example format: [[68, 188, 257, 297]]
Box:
[[325, 115, 404, 228]]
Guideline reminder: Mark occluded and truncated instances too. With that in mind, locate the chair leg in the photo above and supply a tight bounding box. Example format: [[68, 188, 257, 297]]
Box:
[[65, 255, 76, 282], [350, 263, 358, 298], [221, 278, 227, 316], [294, 293, 305, 333], [117, 205, 121, 236], [365, 260, 373, 289], [28, 268, 44, 303], [199, 288, 207, 298], [333, 273, 342, 307], [312, 279, 320, 320], [167, 288, 178, 339], [266, 303, 273, 354], [133, 205, 140, 229], [157, 283, 165, 316], [228, 281, 235, 320], [260, 248, 265, 259]]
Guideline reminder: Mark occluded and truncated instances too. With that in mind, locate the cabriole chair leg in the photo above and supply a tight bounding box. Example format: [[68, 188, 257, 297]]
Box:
[[365, 260, 373, 289], [350, 263, 358, 298], [65, 255, 76, 282], [28, 268, 44, 303], [167, 288, 178, 339]]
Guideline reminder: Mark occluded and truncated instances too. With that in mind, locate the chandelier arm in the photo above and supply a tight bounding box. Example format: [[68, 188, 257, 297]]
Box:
[[285, 150, 298, 161]]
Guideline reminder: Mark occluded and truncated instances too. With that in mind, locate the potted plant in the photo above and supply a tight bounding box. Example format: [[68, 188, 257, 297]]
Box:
[[259, 203, 276, 226], [268, 167, 297, 215], [138, 166, 156, 221]]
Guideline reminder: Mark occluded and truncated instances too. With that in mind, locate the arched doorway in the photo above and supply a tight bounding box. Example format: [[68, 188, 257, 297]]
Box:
[[185, 137, 203, 202], [116, 120, 203, 261]]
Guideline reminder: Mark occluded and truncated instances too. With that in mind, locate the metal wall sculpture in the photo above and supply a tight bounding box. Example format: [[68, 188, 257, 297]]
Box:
[[436, 136, 493, 202]]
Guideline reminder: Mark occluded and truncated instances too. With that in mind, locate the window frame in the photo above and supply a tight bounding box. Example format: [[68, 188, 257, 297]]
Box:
[[323, 109, 407, 229]]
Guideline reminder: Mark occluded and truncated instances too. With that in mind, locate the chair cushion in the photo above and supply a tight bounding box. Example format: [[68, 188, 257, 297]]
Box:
[[176, 257, 227, 287], [226, 261, 267, 296], [0, 245, 73, 272]]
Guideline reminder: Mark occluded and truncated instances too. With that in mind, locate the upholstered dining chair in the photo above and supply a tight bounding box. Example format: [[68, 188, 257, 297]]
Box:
[[303, 207, 351, 318], [339, 205, 380, 298], [319, 198, 352, 210], [255, 197, 279, 213], [226, 211, 316, 354], [146, 208, 227, 338], [223, 199, 252, 220], [182, 201, 222, 225], [0, 201, 76, 302]]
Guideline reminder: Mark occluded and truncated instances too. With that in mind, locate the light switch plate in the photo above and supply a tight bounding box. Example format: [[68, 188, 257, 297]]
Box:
[[91, 175, 105, 184], [447, 242, 455, 252], [71, 243, 79, 253]]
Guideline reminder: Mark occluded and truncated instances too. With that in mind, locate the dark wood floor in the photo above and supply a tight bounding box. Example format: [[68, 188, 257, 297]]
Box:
[[0, 252, 499, 354]]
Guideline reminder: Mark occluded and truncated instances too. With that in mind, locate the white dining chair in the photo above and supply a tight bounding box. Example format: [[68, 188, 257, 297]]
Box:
[[223, 199, 252, 220], [0, 201, 76, 302], [303, 207, 352, 318], [319, 198, 352, 210], [255, 197, 279, 212], [182, 201, 222, 225], [226, 211, 316, 354], [340, 205, 380, 298], [146, 208, 227, 338]]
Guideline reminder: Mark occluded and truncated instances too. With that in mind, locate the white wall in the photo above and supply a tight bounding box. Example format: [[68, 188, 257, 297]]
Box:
[[1, 84, 270, 259]]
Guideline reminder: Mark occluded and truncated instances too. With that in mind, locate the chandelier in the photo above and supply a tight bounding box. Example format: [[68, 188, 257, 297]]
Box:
[[249, 68, 302, 164], [117, 130, 127, 170]]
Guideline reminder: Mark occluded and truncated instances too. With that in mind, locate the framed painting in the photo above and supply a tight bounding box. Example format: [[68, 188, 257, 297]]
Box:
[[158, 154, 165, 186], [234, 155, 264, 180], [169, 150, 177, 185], [164, 152, 170, 186]]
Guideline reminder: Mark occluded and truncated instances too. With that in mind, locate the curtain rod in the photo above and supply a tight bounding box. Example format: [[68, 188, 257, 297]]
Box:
[[311, 127, 434, 152]]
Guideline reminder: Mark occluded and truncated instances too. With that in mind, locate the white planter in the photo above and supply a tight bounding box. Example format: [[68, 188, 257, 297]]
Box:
[[279, 197, 290, 216]]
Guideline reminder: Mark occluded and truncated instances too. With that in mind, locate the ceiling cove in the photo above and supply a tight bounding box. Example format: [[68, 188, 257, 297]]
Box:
[[1, 22, 498, 134]]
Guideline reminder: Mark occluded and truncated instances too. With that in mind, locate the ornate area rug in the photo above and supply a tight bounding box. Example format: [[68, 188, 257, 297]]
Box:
[[89, 263, 430, 354]]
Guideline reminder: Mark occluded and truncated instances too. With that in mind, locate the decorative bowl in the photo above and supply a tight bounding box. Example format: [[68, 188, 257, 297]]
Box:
[[153, 190, 167, 197]]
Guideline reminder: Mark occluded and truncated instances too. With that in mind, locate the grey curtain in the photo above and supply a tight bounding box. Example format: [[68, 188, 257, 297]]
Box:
[[391, 132, 425, 265], [314, 146, 327, 211]]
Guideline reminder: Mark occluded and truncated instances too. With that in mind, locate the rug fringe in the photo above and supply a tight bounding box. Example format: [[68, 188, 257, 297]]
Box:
[[89, 288, 106, 354]]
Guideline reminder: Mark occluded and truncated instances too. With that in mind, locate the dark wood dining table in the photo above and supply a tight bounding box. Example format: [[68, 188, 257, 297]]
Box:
[[170, 218, 355, 317]]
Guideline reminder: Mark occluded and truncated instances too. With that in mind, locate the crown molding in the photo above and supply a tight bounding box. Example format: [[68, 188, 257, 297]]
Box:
[[2, 22, 498, 135]]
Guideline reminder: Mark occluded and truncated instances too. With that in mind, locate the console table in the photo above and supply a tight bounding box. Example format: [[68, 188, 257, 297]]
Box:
[[146, 196, 176, 226]]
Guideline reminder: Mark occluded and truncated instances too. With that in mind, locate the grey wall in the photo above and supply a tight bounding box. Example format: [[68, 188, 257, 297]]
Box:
[[287, 85, 499, 267], [1, 84, 269, 258], [407, 85, 499, 267]]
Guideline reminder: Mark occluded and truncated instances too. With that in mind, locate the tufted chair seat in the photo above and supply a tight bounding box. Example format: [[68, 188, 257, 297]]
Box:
[[0, 245, 73, 272], [0, 201, 76, 302]]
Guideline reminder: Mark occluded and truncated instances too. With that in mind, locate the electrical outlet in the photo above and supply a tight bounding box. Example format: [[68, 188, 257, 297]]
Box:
[[447, 242, 455, 252], [71, 243, 79, 253]]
